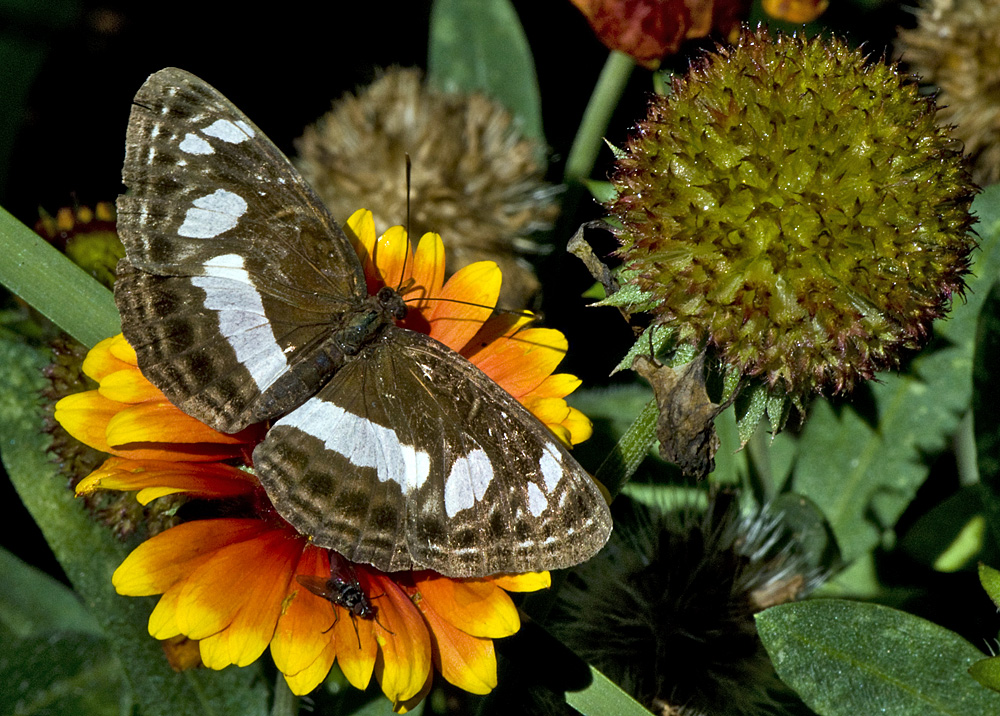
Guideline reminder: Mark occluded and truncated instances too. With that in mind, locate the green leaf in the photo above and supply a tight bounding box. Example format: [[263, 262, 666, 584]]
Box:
[[0, 631, 128, 716], [427, 0, 543, 141], [973, 282, 1000, 547], [900, 487, 988, 572], [583, 179, 616, 204], [0, 206, 120, 348], [978, 563, 1000, 609], [565, 665, 651, 716], [0, 547, 101, 638], [970, 655, 1000, 693], [757, 599, 1000, 715], [0, 337, 269, 716], [792, 183, 1000, 565]]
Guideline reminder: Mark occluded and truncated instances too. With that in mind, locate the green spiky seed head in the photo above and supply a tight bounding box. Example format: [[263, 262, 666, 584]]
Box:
[[609, 27, 978, 398]]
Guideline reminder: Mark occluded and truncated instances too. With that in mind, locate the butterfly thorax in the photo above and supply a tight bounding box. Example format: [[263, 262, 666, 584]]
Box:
[[248, 288, 407, 424], [339, 287, 407, 354]]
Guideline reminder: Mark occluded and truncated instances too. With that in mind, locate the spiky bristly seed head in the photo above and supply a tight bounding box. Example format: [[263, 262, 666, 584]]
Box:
[[609, 27, 978, 399], [553, 492, 824, 716]]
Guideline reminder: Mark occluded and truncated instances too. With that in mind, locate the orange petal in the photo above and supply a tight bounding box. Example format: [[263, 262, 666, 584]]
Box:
[[414, 575, 518, 639], [418, 596, 496, 695], [373, 225, 411, 291], [195, 530, 304, 669], [406, 232, 446, 311], [175, 528, 299, 646], [113, 518, 270, 596], [365, 571, 432, 703], [427, 262, 500, 351], [54, 390, 117, 452], [76, 457, 256, 504], [271, 546, 338, 676], [486, 572, 551, 592], [469, 327, 567, 399], [82, 334, 136, 381], [99, 368, 164, 403], [459, 313, 535, 361], [106, 401, 247, 460]]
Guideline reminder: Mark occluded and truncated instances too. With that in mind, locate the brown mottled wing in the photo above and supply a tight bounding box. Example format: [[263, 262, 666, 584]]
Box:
[[114, 68, 367, 432], [255, 327, 613, 578]]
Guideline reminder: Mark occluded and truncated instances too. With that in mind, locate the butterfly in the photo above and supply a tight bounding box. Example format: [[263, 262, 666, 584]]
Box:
[[113, 68, 612, 578]]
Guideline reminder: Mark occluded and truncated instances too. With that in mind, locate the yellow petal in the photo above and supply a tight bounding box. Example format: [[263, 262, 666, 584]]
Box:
[[108, 334, 138, 365], [526, 373, 582, 400], [99, 368, 163, 403], [419, 597, 496, 695], [82, 334, 135, 381], [54, 391, 117, 452], [406, 232, 446, 310], [106, 401, 246, 452], [345, 208, 377, 270], [373, 225, 411, 290], [562, 406, 594, 445], [487, 571, 551, 592], [521, 396, 571, 426], [393, 674, 434, 713], [281, 640, 338, 695], [148, 585, 183, 639], [415, 575, 519, 639], [333, 607, 377, 691]]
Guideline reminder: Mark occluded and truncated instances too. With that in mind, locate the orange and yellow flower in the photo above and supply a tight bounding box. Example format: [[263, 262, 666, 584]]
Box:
[[55, 209, 590, 709]]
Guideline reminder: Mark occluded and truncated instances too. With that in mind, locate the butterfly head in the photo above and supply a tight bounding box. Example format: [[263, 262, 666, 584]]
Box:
[[376, 285, 408, 322]]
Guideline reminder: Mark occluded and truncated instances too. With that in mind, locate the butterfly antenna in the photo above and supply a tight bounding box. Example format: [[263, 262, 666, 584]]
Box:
[[398, 153, 413, 293]]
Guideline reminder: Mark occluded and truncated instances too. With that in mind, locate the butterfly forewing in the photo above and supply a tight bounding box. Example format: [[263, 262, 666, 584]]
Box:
[[115, 68, 612, 578], [116, 68, 368, 432]]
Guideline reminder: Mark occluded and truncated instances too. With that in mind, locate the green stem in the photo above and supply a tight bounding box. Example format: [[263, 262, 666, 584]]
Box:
[[564, 50, 635, 185], [0, 205, 119, 347], [270, 678, 299, 716], [595, 398, 658, 498], [954, 410, 980, 486]]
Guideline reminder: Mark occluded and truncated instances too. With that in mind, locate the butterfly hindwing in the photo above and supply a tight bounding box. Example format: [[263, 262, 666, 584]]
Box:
[[255, 328, 612, 578], [116, 68, 369, 432]]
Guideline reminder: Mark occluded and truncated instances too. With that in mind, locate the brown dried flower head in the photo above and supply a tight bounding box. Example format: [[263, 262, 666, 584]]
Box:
[[897, 0, 1000, 185], [295, 67, 559, 307]]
